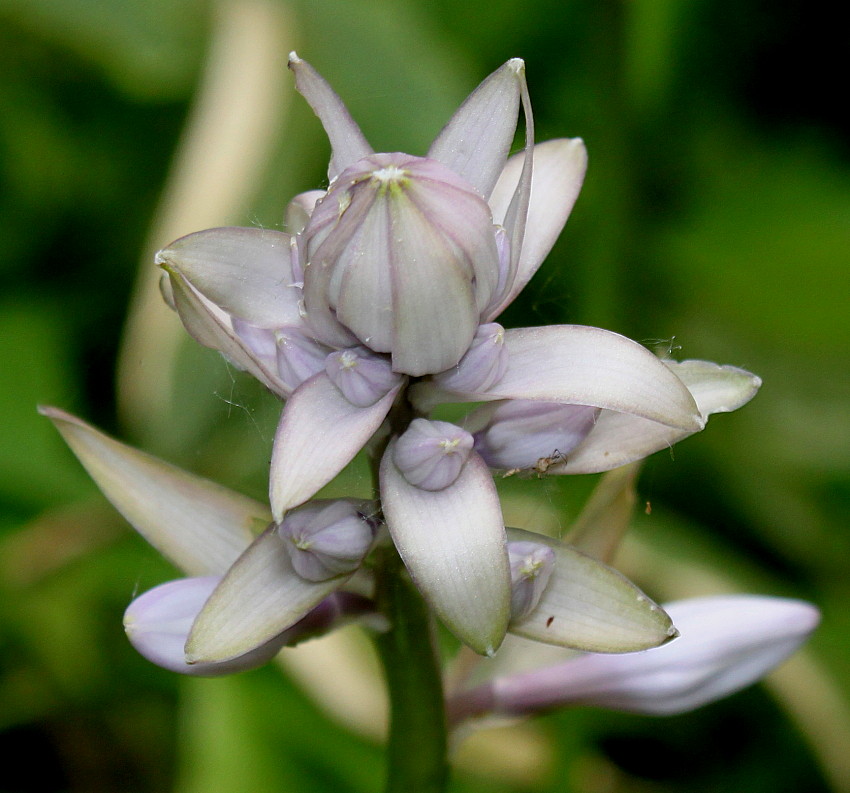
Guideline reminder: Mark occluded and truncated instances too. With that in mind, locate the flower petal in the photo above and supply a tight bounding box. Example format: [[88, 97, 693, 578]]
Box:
[[427, 58, 522, 198], [40, 407, 265, 576], [506, 528, 675, 652], [167, 269, 291, 397], [269, 372, 402, 519], [485, 139, 588, 320], [124, 577, 289, 676], [380, 442, 510, 655], [156, 227, 302, 329], [490, 595, 819, 717], [288, 53, 373, 182], [185, 523, 356, 663], [414, 326, 702, 431], [556, 360, 762, 474]]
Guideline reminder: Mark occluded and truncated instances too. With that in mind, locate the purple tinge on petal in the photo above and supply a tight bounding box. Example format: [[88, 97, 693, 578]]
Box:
[[278, 500, 375, 582], [301, 152, 500, 376], [473, 400, 600, 471], [325, 346, 403, 407], [485, 595, 820, 718], [124, 578, 375, 676], [232, 317, 278, 370], [432, 323, 508, 393], [508, 541, 555, 621], [275, 327, 332, 392], [393, 419, 475, 491], [124, 577, 287, 676]]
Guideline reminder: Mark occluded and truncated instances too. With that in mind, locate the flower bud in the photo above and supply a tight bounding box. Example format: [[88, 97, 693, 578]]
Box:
[[325, 346, 403, 407], [474, 400, 600, 471], [124, 578, 375, 676], [124, 577, 288, 676], [275, 327, 331, 391], [278, 500, 375, 582], [393, 419, 475, 491], [508, 541, 556, 621], [483, 595, 820, 718], [432, 323, 508, 393], [301, 152, 502, 376]]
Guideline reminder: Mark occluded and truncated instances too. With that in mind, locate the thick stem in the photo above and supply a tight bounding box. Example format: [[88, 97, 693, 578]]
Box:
[[373, 551, 449, 793], [369, 386, 449, 793]]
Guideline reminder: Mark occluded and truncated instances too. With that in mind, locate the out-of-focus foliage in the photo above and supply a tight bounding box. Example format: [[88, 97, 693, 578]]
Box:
[[1, 0, 847, 791]]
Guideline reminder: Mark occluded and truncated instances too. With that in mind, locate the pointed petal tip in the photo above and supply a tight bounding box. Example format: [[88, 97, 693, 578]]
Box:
[[507, 58, 525, 74], [288, 51, 301, 66]]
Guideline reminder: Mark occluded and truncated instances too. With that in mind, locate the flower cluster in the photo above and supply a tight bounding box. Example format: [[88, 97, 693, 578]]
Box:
[[43, 55, 815, 723]]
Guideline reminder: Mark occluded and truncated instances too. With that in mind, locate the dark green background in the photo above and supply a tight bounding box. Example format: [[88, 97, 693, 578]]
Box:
[[1, 1, 848, 791]]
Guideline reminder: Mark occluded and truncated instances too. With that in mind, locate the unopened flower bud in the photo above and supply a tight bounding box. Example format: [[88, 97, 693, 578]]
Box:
[[486, 595, 820, 718], [124, 578, 375, 676], [474, 400, 600, 471], [393, 419, 475, 490], [325, 346, 402, 407], [508, 541, 556, 621], [432, 323, 508, 393], [124, 577, 288, 676], [301, 153, 501, 376], [278, 500, 375, 582], [275, 327, 331, 391]]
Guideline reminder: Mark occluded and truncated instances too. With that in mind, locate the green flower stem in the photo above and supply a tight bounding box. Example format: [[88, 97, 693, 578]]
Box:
[[369, 386, 449, 792], [373, 549, 449, 793]]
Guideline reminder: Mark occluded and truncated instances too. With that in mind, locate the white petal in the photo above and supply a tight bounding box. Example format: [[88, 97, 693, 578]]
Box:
[[494, 595, 819, 716], [427, 59, 522, 198], [380, 443, 510, 655], [506, 528, 675, 652], [156, 227, 302, 329], [485, 139, 588, 320], [185, 524, 350, 663], [558, 359, 762, 474], [269, 372, 401, 519], [167, 270, 291, 397], [414, 326, 702, 431], [288, 53, 373, 181], [40, 407, 264, 576], [124, 577, 289, 676]]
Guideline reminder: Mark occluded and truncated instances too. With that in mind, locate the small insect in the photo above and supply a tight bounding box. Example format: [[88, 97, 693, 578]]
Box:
[[501, 450, 566, 479], [546, 616, 555, 628]]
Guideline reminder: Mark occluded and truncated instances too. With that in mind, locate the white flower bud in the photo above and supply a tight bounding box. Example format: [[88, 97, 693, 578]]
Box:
[[393, 419, 475, 491], [275, 327, 331, 391], [278, 500, 375, 582], [474, 400, 599, 470], [508, 541, 556, 621], [432, 323, 509, 393], [325, 346, 403, 407]]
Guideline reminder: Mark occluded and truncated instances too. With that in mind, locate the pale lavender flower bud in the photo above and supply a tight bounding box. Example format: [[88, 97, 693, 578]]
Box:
[[474, 400, 600, 471], [124, 577, 288, 676], [508, 541, 556, 621], [432, 323, 508, 393], [301, 152, 501, 376], [278, 500, 375, 582], [232, 318, 278, 367], [275, 327, 332, 391], [476, 595, 820, 719], [325, 346, 403, 407], [393, 419, 475, 490], [124, 578, 375, 676]]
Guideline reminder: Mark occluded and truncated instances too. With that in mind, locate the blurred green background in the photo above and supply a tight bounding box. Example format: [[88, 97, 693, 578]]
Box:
[[1, 0, 848, 791]]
